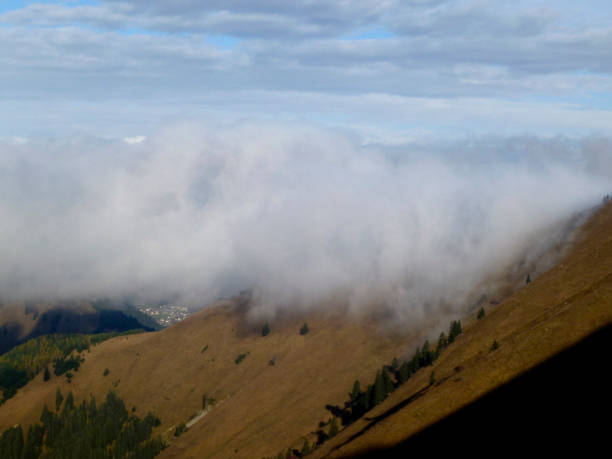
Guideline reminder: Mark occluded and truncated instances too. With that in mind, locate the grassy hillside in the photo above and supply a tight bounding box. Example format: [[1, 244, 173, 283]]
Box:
[[0, 304, 422, 458], [311, 201, 612, 457], [1, 201, 611, 458]]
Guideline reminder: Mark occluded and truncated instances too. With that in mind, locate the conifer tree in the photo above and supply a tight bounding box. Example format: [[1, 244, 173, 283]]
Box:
[[411, 347, 422, 371], [363, 385, 373, 412], [436, 332, 447, 355], [262, 322, 270, 337], [300, 438, 311, 456], [398, 361, 411, 384], [55, 388, 63, 411], [328, 418, 339, 438], [421, 340, 433, 366], [372, 371, 386, 406], [63, 391, 74, 413], [349, 380, 361, 403], [22, 424, 43, 459], [300, 323, 309, 335], [43, 366, 50, 382], [477, 307, 485, 320], [381, 368, 394, 395], [448, 320, 463, 343], [526, 274, 531, 284]]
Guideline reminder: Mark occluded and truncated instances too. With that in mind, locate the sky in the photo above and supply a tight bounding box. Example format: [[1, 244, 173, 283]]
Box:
[[1, 2, 611, 318], [1, 0, 612, 142]]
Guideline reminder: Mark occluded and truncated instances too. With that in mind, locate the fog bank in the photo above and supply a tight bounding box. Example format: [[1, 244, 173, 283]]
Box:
[[0, 124, 610, 319]]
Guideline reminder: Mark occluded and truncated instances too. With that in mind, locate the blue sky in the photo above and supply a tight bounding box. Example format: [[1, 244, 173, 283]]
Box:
[[1, 0, 612, 142]]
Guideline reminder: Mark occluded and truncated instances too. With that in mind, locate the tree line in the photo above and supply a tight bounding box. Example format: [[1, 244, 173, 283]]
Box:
[[0, 389, 165, 459], [268, 319, 463, 458], [0, 330, 144, 404]]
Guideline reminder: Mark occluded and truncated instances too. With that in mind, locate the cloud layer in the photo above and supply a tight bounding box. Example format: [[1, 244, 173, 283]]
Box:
[[1, 1, 612, 139], [1, 124, 609, 319]]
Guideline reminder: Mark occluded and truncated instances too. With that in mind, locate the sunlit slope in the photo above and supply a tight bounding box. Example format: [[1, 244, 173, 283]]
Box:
[[0, 302, 420, 458], [313, 201, 612, 458]]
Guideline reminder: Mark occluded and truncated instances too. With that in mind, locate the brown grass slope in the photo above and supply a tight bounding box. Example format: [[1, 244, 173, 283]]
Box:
[[312, 201, 612, 458], [0, 302, 422, 458]]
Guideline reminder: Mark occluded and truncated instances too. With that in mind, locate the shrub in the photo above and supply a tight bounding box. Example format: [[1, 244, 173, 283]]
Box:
[[490, 340, 499, 352], [300, 323, 309, 335], [262, 323, 270, 336], [174, 423, 187, 437], [235, 353, 248, 364], [202, 394, 215, 410], [103, 368, 109, 376]]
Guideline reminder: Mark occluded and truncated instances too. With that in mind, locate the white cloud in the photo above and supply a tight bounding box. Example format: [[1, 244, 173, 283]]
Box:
[[123, 135, 146, 144], [0, 124, 609, 320], [0, 1, 611, 140]]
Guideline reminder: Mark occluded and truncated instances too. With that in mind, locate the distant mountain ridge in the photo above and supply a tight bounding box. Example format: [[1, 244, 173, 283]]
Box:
[[0, 300, 159, 355]]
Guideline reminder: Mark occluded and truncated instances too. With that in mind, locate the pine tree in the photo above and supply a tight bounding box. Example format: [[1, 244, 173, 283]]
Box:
[[300, 323, 309, 335], [363, 385, 373, 412], [372, 371, 386, 406], [490, 340, 499, 352], [22, 424, 43, 459], [477, 307, 485, 320], [412, 347, 422, 371], [381, 368, 394, 395], [300, 438, 311, 456], [43, 366, 50, 382], [63, 391, 74, 413], [421, 340, 433, 366], [55, 388, 63, 411], [448, 320, 463, 343], [349, 380, 361, 403], [397, 361, 411, 384], [436, 332, 447, 355], [262, 322, 270, 337], [328, 418, 339, 438], [526, 274, 531, 284]]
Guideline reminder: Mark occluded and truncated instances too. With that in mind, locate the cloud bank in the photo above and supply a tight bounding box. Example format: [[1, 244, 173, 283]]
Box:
[[0, 124, 609, 319], [2, 1, 612, 139]]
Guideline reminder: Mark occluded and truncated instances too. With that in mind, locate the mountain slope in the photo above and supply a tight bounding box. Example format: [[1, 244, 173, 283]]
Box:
[[0, 301, 158, 354], [0, 304, 422, 458], [312, 201, 612, 457], [1, 202, 611, 458]]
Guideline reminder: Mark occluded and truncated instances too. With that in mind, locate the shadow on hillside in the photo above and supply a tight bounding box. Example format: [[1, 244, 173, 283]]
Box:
[[349, 322, 612, 457], [0, 308, 154, 354]]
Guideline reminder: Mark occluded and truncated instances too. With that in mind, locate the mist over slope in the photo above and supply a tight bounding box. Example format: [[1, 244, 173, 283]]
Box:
[[0, 124, 610, 319]]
